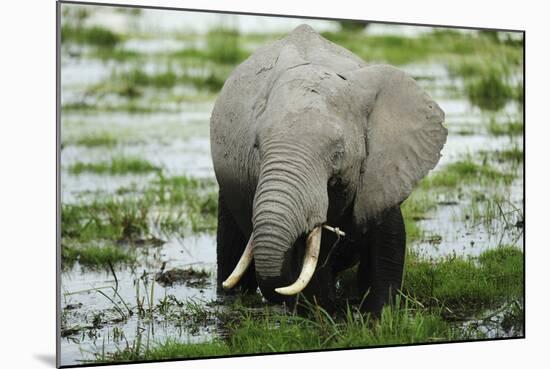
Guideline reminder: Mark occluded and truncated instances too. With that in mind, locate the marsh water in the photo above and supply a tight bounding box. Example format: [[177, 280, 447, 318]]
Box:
[[59, 5, 524, 366]]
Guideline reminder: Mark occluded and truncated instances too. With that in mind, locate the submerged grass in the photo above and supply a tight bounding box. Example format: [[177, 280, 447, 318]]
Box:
[[69, 157, 159, 175]]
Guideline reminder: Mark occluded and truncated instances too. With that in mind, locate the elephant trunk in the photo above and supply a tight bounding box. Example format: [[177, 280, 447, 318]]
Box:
[[251, 141, 328, 298]]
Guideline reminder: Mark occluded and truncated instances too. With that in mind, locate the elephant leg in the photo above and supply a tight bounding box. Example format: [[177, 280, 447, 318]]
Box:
[[358, 205, 406, 316], [216, 191, 258, 294]]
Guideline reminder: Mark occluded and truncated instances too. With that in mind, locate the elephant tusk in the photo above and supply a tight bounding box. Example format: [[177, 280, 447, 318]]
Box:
[[222, 236, 254, 290], [274, 226, 322, 296]]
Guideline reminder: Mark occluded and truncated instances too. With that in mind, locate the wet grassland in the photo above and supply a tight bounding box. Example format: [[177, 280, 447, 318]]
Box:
[[60, 7, 523, 365]]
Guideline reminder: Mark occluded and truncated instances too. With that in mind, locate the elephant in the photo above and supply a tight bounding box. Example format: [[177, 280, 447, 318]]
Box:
[[210, 24, 447, 315]]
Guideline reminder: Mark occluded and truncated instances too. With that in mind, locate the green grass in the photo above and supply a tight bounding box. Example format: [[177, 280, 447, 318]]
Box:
[[71, 133, 118, 147], [146, 174, 218, 232], [338, 20, 368, 32], [206, 28, 248, 65], [402, 191, 438, 221], [84, 67, 227, 99], [96, 340, 229, 363], [61, 101, 162, 113], [68, 157, 159, 175], [479, 247, 524, 297], [448, 58, 522, 111], [404, 219, 424, 243], [421, 159, 515, 188], [401, 190, 438, 243], [466, 70, 516, 111], [88, 243, 523, 363], [62, 243, 135, 268], [61, 173, 218, 245], [61, 25, 121, 48], [488, 120, 524, 136], [91, 48, 141, 61], [479, 147, 523, 165], [320, 29, 522, 66], [448, 58, 516, 81], [94, 296, 467, 363], [495, 147, 523, 163], [185, 72, 226, 92], [403, 246, 523, 314], [62, 200, 150, 243], [119, 68, 177, 89]]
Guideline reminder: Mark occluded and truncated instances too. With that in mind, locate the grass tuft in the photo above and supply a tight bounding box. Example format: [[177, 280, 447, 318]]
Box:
[[62, 200, 150, 243], [488, 120, 524, 136], [206, 28, 246, 64], [73, 133, 118, 147], [120, 68, 177, 89], [422, 159, 515, 188], [93, 296, 470, 363], [466, 70, 515, 111], [62, 243, 135, 268], [62, 25, 120, 48], [69, 157, 159, 175], [404, 246, 523, 314]]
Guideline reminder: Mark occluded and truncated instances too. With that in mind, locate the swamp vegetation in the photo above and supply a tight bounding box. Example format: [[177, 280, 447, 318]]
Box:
[[59, 5, 524, 366]]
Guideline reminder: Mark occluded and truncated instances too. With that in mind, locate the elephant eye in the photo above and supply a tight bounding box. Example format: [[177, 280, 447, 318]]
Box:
[[330, 151, 343, 162]]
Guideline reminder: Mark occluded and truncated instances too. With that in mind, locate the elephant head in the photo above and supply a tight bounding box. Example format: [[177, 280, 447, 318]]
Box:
[[215, 26, 447, 301]]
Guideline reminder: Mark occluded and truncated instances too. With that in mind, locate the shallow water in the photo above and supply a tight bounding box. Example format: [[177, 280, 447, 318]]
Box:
[[59, 6, 524, 365], [60, 234, 218, 366]]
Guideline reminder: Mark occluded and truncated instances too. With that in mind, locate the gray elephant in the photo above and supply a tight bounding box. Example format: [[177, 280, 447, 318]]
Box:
[[210, 24, 446, 314]]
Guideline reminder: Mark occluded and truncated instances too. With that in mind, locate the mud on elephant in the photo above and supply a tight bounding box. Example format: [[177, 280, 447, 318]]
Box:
[[210, 25, 447, 315]]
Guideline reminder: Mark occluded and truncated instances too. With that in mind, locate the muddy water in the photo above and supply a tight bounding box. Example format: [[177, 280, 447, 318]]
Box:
[[60, 7, 523, 366]]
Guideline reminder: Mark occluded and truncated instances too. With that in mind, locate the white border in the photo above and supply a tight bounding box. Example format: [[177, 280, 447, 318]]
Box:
[[1, 0, 547, 368]]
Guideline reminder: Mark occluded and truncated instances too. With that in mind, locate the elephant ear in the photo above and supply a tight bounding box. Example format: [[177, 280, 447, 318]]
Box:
[[346, 65, 447, 226]]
